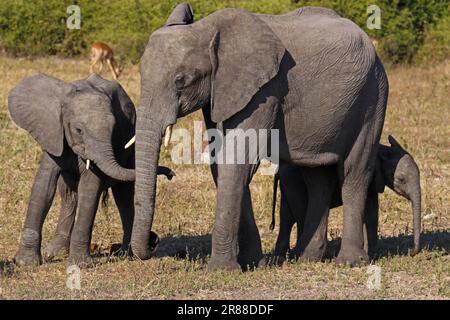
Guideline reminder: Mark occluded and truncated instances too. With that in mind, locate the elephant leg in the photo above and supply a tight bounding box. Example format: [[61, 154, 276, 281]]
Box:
[[337, 184, 371, 266], [237, 187, 264, 270], [274, 165, 307, 261], [363, 185, 379, 258], [203, 89, 277, 271], [295, 168, 333, 262], [203, 107, 263, 271], [273, 197, 295, 262], [205, 171, 263, 270], [14, 153, 60, 266], [112, 181, 134, 256], [44, 174, 77, 261], [67, 170, 103, 267], [336, 139, 376, 266], [208, 162, 259, 272]]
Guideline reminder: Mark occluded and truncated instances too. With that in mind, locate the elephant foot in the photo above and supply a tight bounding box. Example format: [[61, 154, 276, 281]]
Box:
[[110, 243, 130, 259], [298, 245, 326, 263], [207, 255, 241, 272], [336, 245, 369, 267], [14, 247, 42, 266], [267, 255, 285, 267], [44, 235, 70, 261], [67, 252, 95, 268], [287, 247, 301, 261], [259, 256, 268, 267], [298, 253, 323, 263], [237, 251, 264, 271], [127, 231, 160, 259], [14, 228, 42, 266]]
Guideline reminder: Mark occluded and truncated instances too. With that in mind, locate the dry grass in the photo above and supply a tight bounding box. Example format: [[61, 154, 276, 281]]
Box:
[[0, 56, 448, 299]]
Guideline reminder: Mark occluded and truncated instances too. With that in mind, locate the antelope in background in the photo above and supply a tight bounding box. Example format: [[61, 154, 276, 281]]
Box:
[[90, 42, 121, 80], [369, 37, 379, 50]]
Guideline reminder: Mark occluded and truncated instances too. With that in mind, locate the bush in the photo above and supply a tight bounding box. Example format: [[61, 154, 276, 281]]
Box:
[[414, 7, 450, 64], [0, 0, 448, 64]]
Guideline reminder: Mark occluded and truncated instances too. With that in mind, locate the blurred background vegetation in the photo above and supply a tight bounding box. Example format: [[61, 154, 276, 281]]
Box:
[[0, 0, 448, 65]]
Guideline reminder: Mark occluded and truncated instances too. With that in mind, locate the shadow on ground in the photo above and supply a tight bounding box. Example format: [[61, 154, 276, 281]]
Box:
[[154, 230, 450, 267], [0, 260, 15, 277], [2, 231, 447, 274], [325, 230, 450, 261], [155, 234, 212, 263]]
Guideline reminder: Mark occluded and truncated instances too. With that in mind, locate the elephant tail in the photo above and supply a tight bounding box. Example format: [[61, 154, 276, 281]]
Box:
[[270, 172, 280, 231]]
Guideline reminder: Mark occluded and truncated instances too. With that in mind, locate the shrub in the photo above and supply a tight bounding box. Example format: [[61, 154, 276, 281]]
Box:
[[414, 6, 450, 64], [0, 0, 448, 64]]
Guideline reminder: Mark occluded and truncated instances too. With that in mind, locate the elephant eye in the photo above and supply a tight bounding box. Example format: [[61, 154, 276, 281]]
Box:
[[75, 127, 84, 135], [397, 176, 406, 184], [174, 74, 185, 90]]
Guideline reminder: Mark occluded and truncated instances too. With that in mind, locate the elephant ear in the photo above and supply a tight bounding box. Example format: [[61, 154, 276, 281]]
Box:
[[388, 135, 407, 154], [165, 2, 194, 26], [206, 9, 286, 124], [8, 74, 72, 156], [85, 74, 136, 138]]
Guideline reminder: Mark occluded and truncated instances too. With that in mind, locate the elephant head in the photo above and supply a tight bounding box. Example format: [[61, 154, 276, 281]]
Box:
[[8, 73, 135, 181], [131, 7, 286, 258], [377, 135, 421, 255]]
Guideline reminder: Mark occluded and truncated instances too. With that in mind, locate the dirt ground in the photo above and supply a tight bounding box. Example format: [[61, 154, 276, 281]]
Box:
[[0, 57, 448, 299]]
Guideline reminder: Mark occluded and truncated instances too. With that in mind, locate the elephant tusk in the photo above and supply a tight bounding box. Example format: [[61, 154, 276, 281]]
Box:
[[124, 136, 136, 149], [86, 159, 91, 170], [164, 125, 173, 148]]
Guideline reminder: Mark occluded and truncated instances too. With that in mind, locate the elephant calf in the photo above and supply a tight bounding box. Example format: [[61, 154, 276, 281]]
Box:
[[272, 136, 421, 262], [8, 74, 173, 267]]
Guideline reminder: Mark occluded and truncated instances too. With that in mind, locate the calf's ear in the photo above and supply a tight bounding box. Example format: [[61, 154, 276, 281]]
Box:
[[8, 74, 73, 156], [165, 3, 194, 26]]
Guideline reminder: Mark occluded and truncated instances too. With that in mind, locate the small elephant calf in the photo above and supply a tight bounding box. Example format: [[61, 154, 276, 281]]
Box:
[[272, 135, 421, 263], [8, 74, 174, 267]]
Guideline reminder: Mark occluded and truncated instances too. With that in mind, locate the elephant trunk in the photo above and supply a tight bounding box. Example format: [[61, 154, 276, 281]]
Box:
[[92, 142, 135, 182], [411, 186, 421, 255], [131, 111, 163, 260]]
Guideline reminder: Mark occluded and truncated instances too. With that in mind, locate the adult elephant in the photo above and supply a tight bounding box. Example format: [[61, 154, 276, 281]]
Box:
[[8, 74, 172, 266], [131, 5, 389, 270]]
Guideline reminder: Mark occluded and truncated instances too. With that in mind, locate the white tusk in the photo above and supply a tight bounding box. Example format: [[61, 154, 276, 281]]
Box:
[[124, 136, 136, 149], [164, 125, 173, 148], [86, 159, 90, 170]]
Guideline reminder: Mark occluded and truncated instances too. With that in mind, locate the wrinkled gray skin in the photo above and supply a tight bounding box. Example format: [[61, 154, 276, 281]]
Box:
[[272, 135, 421, 263], [8, 74, 172, 267], [133, 5, 389, 270]]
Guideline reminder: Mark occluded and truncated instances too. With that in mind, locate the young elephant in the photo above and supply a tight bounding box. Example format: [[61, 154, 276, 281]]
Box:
[[8, 74, 173, 267], [272, 136, 421, 262]]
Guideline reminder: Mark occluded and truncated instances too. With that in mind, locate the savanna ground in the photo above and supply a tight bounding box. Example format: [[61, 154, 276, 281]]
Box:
[[0, 56, 448, 299]]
